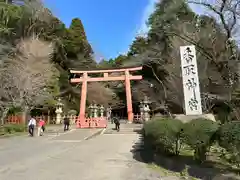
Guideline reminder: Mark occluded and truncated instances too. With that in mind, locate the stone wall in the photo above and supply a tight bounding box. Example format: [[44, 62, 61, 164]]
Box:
[[152, 113, 216, 123], [173, 114, 216, 123]]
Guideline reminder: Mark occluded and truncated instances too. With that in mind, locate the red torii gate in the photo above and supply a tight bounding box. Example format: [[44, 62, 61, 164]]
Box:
[[70, 66, 142, 127]]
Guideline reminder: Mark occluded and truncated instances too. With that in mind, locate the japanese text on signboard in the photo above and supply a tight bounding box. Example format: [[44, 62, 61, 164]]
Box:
[[180, 45, 202, 115]]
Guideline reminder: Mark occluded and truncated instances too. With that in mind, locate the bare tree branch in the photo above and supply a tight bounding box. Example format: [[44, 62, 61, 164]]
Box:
[[87, 82, 121, 107], [188, 0, 240, 42], [0, 36, 57, 123]]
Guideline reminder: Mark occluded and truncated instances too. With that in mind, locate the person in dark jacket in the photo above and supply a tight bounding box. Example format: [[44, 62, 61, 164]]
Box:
[[63, 116, 70, 131], [113, 116, 120, 132]]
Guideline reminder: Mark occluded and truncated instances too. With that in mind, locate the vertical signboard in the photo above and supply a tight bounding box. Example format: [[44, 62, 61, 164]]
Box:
[[180, 45, 202, 115]]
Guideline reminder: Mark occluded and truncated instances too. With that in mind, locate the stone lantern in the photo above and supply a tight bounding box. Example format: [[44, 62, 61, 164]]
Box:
[[142, 96, 151, 122], [139, 101, 144, 121], [93, 104, 98, 118], [55, 98, 63, 124], [106, 106, 112, 122], [88, 104, 94, 118], [99, 105, 105, 118]]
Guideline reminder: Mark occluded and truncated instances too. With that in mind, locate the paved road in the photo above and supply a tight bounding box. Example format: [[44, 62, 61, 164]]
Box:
[[0, 125, 178, 180]]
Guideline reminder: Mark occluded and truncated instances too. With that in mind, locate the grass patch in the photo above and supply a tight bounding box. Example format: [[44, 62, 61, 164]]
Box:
[[147, 144, 240, 179], [147, 163, 198, 179], [0, 124, 27, 138], [0, 131, 26, 138]]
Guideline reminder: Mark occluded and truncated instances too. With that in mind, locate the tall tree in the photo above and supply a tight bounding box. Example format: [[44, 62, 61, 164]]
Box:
[[0, 36, 58, 123], [122, 0, 240, 116], [64, 18, 93, 59], [127, 36, 148, 57]]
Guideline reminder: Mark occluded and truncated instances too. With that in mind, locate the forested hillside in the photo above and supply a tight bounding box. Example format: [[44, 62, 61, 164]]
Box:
[[99, 0, 240, 122], [0, 0, 118, 118], [0, 0, 240, 123]]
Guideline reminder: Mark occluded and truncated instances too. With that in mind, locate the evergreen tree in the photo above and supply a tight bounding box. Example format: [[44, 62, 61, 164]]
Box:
[[65, 18, 93, 59]]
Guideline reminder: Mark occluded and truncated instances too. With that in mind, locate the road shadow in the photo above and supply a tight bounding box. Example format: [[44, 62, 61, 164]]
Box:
[[130, 129, 155, 164], [130, 129, 240, 180]]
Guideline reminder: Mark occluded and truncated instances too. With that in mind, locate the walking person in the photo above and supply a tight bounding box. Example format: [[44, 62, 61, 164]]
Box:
[[113, 116, 120, 132], [38, 118, 46, 136], [28, 116, 36, 137], [63, 116, 70, 132]]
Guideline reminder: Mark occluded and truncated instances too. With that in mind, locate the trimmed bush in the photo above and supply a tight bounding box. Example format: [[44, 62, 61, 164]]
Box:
[[182, 118, 219, 162], [0, 126, 4, 135], [218, 121, 240, 166], [3, 124, 26, 134], [144, 118, 184, 155]]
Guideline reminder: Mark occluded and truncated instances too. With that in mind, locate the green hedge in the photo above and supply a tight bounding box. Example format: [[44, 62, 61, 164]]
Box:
[[2, 124, 26, 134], [218, 121, 240, 166], [182, 119, 219, 162], [144, 118, 184, 155], [144, 118, 240, 165], [143, 118, 219, 162]]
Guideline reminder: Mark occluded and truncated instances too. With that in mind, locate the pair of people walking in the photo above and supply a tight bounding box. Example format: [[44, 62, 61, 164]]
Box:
[[28, 115, 70, 136], [28, 117, 45, 137]]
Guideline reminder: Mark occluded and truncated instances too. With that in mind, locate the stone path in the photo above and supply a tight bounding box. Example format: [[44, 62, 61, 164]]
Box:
[[0, 124, 180, 180]]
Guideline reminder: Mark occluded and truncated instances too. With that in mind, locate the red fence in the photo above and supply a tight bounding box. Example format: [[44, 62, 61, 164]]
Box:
[[5, 115, 49, 124], [134, 114, 142, 123], [5, 115, 24, 124], [76, 117, 107, 128]]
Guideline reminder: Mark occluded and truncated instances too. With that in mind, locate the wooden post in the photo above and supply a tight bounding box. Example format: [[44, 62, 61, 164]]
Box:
[[125, 70, 133, 122], [79, 72, 88, 122]]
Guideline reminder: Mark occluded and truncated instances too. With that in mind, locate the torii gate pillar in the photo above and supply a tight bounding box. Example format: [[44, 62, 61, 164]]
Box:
[[125, 70, 133, 122], [79, 72, 87, 122]]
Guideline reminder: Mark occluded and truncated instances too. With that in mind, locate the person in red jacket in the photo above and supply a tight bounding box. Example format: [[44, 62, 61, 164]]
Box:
[[38, 118, 46, 136]]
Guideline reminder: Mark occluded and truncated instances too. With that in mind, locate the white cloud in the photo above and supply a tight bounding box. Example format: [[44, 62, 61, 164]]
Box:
[[137, 0, 158, 37]]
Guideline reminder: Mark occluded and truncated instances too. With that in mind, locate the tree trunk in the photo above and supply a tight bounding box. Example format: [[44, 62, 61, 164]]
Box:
[[22, 106, 29, 125], [0, 108, 9, 125], [47, 109, 50, 124]]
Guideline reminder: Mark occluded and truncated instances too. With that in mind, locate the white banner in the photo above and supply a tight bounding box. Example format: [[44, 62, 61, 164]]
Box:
[[180, 45, 202, 115]]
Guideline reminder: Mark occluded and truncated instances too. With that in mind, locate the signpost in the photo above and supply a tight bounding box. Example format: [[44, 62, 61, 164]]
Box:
[[180, 45, 202, 115]]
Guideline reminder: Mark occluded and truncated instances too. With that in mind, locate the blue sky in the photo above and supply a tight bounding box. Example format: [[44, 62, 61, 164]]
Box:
[[44, 0, 203, 61], [44, 0, 158, 60]]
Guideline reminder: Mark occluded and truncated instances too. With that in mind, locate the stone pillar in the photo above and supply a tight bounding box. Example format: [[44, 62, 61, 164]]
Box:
[[55, 98, 63, 124], [139, 102, 144, 122], [143, 105, 150, 122], [106, 106, 112, 122], [47, 109, 51, 124], [88, 104, 93, 118], [100, 105, 104, 117], [142, 96, 151, 122], [93, 104, 98, 118]]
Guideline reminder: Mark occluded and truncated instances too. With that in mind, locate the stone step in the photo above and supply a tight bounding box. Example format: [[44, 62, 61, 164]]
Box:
[[104, 131, 139, 134], [105, 129, 139, 132], [104, 128, 143, 134]]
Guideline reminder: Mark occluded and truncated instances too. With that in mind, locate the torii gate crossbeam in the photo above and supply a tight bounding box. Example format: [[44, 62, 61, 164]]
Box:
[[70, 66, 142, 125]]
